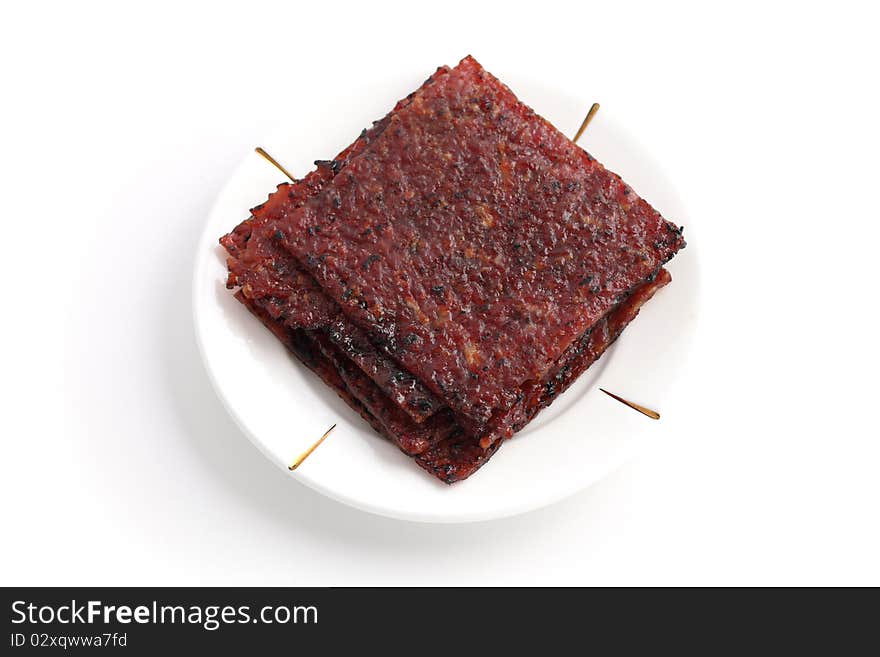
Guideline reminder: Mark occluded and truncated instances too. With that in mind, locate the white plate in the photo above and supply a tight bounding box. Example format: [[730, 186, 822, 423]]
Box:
[[193, 67, 700, 523]]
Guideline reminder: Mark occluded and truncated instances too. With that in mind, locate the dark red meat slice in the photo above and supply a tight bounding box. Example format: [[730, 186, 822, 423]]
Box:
[[235, 291, 457, 464], [236, 290, 490, 481], [222, 187, 443, 423], [484, 267, 672, 446], [450, 267, 671, 450], [414, 433, 503, 484], [416, 269, 670, 480], [274, 55, 685, 430], [220, 56, 683, 481], [308, 331, 459, 455], [233, 267, 670, 482], [220, 68, 452, 424], [228, 199, 670, 451]]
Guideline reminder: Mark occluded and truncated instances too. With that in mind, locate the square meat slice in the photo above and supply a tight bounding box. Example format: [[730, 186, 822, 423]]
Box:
[[235, 290, 454, 457], [417, 269, 670, 480], [274, 55, 685, 433], [220, 68, 453, 424], [222, 188, 443, 423], [308, 331, 459, 455], [234, 266, 670, 482]]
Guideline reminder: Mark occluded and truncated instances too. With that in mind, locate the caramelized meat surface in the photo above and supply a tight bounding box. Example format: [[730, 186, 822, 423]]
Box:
[[220, 68, 453, 424], [233, 270, 669, 482], [219, 56, 685, 482], [274, 56, 684, 429], [222, 188, 444, 424]]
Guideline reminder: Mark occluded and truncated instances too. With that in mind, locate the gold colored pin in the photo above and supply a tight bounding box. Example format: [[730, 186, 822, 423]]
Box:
[[572, 102, 601, 144], [599, 388, 660, 420], [289, 424, 336, 470], [255, 146, 296, 182]]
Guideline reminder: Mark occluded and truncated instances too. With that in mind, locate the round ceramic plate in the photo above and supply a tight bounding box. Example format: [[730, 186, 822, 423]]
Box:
[[193, 67, 699, 523]]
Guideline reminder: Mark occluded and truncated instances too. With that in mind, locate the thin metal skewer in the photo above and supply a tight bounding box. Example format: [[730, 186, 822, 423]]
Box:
[[289, 424, 337, 470], [255, 146, 296, 182], [572, 103, 601, 144], [599, 389, 660, 420]]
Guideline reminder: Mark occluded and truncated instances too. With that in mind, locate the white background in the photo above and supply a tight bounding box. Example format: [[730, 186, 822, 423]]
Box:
[[2, 1, 878, 585]]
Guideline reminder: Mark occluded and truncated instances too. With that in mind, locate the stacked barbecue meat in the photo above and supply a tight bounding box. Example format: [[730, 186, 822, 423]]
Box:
[[220, 56, 685, 482]]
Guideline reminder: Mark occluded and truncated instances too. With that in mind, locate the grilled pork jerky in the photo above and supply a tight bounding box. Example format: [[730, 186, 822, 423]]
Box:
[[221, 56, 684, 481], [420, 269, 670, 480], [221, 67, 455, 424], [233, 268, 670, 482], [309, 332, 458, 455], [222, 185, 444, 423], [274, 56, 685, 432], [459, 268, 671, 450]]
